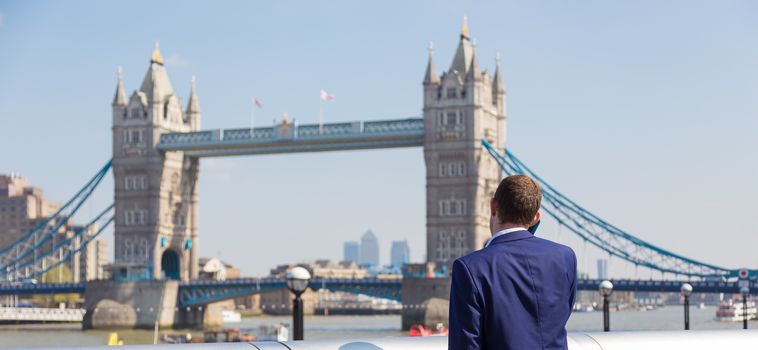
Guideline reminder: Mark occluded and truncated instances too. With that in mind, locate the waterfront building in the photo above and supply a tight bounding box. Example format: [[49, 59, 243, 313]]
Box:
[[597, 259, 608, 280], [79, 236, 108, 281], [343, 241, 360, 263], [269, 260, 368, 279], [0, 174, 104, 282], [259, 287, 319, 315], [359, 230, 379, 267], [315, 291, 402, 315], [0, 174, 61, 248], [198, 257, 240, 281], [261, 260, 368, 315], [403, 262, 446, 278], [390, 240, 410, 269], [235, 293, 261, 313]]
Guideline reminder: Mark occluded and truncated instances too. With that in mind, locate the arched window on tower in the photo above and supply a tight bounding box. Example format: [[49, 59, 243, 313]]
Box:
[[130, 107, 142, 119], [446, 87, 457, 99]]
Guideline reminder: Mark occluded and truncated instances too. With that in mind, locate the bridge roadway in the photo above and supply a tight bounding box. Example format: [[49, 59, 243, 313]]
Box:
[[156, 118, 425, 157], [1, 278, 754, 306]]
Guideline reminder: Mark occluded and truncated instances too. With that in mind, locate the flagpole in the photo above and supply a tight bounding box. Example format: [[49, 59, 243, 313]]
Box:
[[250, 101, 255, 139], [319, 101, 323, 134]]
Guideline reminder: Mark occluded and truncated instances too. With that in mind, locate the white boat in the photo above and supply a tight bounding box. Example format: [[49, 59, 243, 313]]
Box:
[[222, 310, 241, 323], [572, 303, 594, 313], [255, 323, 289, 341], [715, 299, 757, 322]]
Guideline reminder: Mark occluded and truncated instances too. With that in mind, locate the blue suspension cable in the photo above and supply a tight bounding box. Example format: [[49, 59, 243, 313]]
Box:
[[481, 139, 742, 279]]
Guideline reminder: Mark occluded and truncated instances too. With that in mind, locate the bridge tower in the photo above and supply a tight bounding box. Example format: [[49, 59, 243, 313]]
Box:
[[111, 43, 200, 282], [423, 18, 506, 265]]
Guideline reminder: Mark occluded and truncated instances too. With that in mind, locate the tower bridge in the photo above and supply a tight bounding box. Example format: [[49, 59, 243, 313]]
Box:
[[109, 19, 503, 284], [0, 19, 755, 329], [155, 118, 425, 157]]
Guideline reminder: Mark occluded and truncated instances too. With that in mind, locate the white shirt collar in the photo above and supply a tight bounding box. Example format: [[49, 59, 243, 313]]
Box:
[[484, 227, 527, 248]]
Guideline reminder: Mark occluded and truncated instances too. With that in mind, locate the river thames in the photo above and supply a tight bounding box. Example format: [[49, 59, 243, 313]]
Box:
[[0, 306, 753, 348]]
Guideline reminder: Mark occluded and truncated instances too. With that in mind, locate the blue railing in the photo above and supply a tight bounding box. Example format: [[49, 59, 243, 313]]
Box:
[[0, 282, 85, 295], [177, 277, 403, 306], [1, 278, 753, 300]]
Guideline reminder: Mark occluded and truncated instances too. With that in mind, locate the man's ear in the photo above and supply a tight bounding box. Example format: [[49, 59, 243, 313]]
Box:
[[531, 211, 542, 226], [490, 198, 497, 217]]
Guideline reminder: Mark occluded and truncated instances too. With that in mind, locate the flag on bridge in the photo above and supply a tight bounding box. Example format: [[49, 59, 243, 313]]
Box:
[[320, 89, 335, 102], [252, 96, 263, 109]]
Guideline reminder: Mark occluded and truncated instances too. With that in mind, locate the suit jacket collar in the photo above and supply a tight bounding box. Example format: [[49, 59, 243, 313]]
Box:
[[488, 229, 533, 246]]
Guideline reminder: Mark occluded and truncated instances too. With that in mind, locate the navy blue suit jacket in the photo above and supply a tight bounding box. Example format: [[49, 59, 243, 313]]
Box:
[[448, 230, 577, 350]]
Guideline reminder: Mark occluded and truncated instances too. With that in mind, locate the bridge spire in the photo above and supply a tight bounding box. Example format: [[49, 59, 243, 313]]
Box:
[[186, 75, 201, 128], [493, 52, 505, 95], [461, 14, 470, 40], [449, 15, 474, 76], [466, 49, 481, 82], [139, 41, 174, 103], [151, 41, 164, 65], [112, 66, 127, 107], [423, 42, 439, 85]]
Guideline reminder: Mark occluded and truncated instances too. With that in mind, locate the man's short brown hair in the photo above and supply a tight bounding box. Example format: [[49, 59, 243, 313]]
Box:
[[493, 175, 542, 226]]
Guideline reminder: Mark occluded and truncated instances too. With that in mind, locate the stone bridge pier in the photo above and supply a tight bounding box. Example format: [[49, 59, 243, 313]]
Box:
[[83, 280, 226, 329]]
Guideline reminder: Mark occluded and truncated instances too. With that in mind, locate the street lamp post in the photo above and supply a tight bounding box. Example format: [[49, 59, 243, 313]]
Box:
[[287, 266, 312, 340], [740, 286, 750, 330], [599, 280, 614, 332], [680, 283, 693, 330]]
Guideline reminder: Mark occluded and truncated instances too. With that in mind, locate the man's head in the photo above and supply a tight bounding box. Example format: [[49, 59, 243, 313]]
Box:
[[490, 175, 542, 233]]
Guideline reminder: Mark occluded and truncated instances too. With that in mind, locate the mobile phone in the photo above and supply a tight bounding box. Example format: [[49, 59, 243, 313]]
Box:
[[527, 220, 540, 235]]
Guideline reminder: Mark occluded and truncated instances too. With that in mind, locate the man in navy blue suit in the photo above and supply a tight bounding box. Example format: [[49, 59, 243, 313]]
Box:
[[449, 175, 577, 350]]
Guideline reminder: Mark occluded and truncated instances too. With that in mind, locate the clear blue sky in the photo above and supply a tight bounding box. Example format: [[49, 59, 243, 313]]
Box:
[[0, 1, 756, 277]]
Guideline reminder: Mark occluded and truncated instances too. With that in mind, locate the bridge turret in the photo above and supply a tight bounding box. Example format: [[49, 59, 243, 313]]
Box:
[[448, 15, 474, 77], [111, 43, 200, 282], [423, 17, 506, 264], [492, 53, 506, 118], [139, 42, 174, 107], [465, 51, 481, 82], [186, 76, 201, 131], [112, 66, 127, 115], [423, 42, 440, 104], [464, 49, 493, 107]]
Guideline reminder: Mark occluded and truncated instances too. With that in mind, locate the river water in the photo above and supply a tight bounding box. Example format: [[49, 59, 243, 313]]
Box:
[[0, 306, 752, 348]]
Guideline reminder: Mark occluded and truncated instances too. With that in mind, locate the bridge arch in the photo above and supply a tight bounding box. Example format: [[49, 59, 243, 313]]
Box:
[[161, 249, 180, 280]]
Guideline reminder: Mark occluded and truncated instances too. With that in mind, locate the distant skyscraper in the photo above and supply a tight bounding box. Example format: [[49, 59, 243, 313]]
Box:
[[359, 230, 379, 267], [343, 241, 359, 263], [390, 240, 410, 269], [597, 259, 608, 280]]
